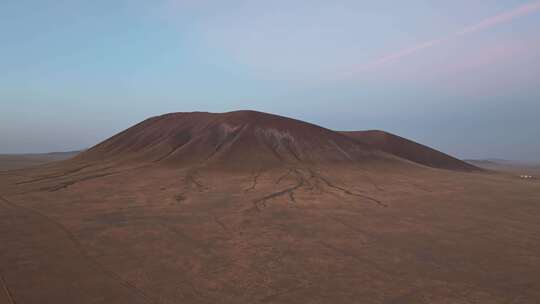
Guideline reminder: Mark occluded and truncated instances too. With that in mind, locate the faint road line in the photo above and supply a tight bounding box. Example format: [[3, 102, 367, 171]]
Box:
[[0, 194, 156, 304], [0, 274, 16, 304]]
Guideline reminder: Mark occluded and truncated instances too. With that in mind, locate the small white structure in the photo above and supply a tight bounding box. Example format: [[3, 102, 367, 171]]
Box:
[[519, 175, 534, 179]]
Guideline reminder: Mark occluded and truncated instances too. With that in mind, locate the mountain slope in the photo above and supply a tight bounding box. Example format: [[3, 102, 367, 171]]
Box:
[[75, 110, 476, 171], [76, 111, 392, 168], [340, 130, 478, 171]]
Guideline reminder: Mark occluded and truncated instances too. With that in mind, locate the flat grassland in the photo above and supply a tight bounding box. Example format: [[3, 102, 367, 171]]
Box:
[[0, 151, 79, 171]]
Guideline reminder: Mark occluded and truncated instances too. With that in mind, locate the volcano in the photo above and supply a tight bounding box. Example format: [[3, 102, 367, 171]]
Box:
[[76, 110, 474, 171], [77, 110, 385, 167]]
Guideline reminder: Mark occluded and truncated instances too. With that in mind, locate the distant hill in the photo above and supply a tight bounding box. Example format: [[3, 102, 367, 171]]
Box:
[[0, 151, 80, 171], [465, 159, 540, 175]]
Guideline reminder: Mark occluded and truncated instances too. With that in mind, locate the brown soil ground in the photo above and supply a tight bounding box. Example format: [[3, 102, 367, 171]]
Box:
[[1, 112, 538, 303]]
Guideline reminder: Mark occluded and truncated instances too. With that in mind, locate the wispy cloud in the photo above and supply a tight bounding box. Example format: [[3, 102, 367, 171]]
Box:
[[359, 1, 540, 70]]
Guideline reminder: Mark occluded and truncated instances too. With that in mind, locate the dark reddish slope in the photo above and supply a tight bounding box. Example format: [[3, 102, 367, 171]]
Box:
[[76, 111, 391, 168], [340, 130, 478, 171], [76, 110, 476, 171]]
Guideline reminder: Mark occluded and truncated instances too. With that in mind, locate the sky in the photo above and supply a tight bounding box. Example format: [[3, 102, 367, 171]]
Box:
[[1, 0, 539, 161]]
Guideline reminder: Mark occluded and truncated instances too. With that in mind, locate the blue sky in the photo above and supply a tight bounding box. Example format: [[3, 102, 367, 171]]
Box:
[[1, 0, 539, 161]]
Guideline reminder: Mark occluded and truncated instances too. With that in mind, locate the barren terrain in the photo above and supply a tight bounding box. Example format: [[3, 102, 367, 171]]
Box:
[[1, 111, 539, 303]]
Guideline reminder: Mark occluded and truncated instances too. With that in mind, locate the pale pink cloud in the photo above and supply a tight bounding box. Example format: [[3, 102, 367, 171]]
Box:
[[456, 2, 540, 36], [358, 1, 540, 71], [359, 37, 448, 70]]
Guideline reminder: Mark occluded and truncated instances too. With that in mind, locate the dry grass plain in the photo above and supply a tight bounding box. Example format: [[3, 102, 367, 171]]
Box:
[[1, 158, 539, 303], [0, 151, 79, 171]]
